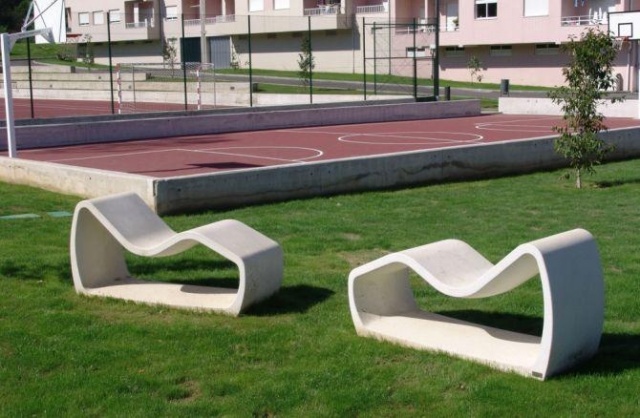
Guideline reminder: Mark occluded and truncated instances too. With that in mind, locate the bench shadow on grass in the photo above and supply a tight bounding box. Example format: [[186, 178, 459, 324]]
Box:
[[436, 310, 640, 378], [127, 258, 334, 315], [594, 178, 640, 188]]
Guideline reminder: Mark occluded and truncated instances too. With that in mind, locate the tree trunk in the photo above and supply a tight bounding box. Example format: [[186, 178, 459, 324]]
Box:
[[576, 168, 582, 189]]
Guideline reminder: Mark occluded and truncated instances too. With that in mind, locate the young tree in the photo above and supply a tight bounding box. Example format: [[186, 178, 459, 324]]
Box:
[[81, 34, 94, 71], [467, 55, 483, 83], [162, 37, 178, 77], [297, 34, 315, 88], [548, 28, 623, 188]]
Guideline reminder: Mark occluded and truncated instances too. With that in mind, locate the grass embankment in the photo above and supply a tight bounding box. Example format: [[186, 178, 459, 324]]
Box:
[[1, 159, 639, 415]]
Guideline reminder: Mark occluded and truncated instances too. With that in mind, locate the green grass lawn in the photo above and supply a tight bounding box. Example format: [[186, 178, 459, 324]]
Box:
[[1, 159, 639, 416]]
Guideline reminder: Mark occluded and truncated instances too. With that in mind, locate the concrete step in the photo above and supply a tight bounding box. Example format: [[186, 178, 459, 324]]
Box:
[[8, 70, 147, 82], [3, 80, 236, 93]]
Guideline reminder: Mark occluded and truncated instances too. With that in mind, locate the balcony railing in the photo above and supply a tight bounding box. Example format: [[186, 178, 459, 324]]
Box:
[[183, 14, 236, 26], [125, 20, 154, 29], [561, 14, 607, 26], [304, 6, 339, 16], [356, 4, 387, 14]]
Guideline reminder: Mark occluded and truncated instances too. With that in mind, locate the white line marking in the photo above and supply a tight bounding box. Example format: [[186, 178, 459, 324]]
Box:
[[48, 149, 182, 163], [187, 146, 324, 163], [338, 131, 483, 145], [475, 116, 559, 132]]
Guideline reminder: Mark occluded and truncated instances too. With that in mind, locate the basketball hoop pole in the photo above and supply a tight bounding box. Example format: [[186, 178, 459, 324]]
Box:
[[2, 28, 53, 158], [1, 33, 18, 158]]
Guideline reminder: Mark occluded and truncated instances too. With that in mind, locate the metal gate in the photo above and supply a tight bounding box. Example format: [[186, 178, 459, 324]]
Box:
[[209, 36, 231, 69]]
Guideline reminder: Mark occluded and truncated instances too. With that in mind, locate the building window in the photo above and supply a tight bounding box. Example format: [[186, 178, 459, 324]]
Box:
[[249, 0, 264, 12], [109, 9, 121, 23], [93, 11, 104, 25], [476, 0, 497, 19], [490, 45, 512, 56], [274, 0, 290, 10], [524, 0, 548, 17], [535, 43, 559, 55], [165, 5, 178, 20], [78, 12, 90, 26], [445, 46, 465, 57]]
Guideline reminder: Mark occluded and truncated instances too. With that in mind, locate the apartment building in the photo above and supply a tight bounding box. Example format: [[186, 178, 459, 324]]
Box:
[[39, 0, 640, 88]]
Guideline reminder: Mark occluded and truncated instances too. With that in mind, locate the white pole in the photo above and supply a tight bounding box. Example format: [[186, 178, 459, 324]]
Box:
[[1, 33, 17, 158], [196, 65, 202, 111], [200, 0, 208, 64]]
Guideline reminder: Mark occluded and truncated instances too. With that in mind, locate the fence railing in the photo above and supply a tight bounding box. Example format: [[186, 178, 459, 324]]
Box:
[[125, 20, 154, 29], [560, 14, 607, 26], [183, 14, 236, 27], [304, 6, 339, 16], [356, 5, 387, 14]]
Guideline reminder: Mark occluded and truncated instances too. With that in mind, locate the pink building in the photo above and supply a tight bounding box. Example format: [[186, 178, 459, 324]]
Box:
[[56, 0, 640, 90], [434, 0, 638, 89]]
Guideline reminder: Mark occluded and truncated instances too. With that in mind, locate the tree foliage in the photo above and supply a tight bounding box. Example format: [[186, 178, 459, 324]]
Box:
[[548, 28, 623, 188], [0, 0, 31, 33]]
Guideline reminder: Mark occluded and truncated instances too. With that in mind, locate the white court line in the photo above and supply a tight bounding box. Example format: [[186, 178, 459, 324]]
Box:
[[338, 131, 483, 146], [475, 116, 559, 132], [47, 149, 181, 163], [273, 128, 355, 136], [46, 146, 323, 165], [190, 146, 324, 163]]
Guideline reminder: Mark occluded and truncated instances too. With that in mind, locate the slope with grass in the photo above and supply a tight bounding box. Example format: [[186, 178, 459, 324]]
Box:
[[1, 161, 639, 416]]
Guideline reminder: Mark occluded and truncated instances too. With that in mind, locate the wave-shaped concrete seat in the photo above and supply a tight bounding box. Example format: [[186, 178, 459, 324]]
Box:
[[348, 229, 604, 380], [70, 192, 283, 316]]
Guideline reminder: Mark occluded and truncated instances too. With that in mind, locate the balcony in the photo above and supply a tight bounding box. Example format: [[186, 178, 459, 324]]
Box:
[[107, 15, 160, 42], [125, 20, 153, 29], [356, 4, 388, 14], [560, 14, 607, 27], [304, 5, 340, 16], [183, 14, 236, 27]]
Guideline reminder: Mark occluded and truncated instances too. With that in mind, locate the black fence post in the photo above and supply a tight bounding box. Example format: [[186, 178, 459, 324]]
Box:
[[107, 11, 115, 114], [413, 18, 417, 100], [181, 14, 188, 110], [363, 18, 367, 100], [248, 15, 253, 108], [26, 37, 34, 118], [308, 15, 313, 105]]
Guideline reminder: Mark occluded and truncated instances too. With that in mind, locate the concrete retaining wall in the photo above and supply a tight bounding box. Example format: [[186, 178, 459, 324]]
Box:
[[152, 125, 640, 213], [0, 157, 153, 203], [499, 97, 638, 118], [0, 100, 481, 151], [2, 125, 640, 214]]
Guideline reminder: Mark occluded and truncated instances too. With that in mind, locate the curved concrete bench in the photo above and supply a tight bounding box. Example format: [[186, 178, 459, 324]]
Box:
[[70, 192, 283, 316], [348, 229, 604, 380]]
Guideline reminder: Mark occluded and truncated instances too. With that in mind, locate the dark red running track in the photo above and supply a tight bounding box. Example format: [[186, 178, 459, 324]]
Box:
[[10, 114, 640, 178]]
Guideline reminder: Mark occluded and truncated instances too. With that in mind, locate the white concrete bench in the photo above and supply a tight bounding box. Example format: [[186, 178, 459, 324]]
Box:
[[70, 192, 283, 316], [348, 229, 604, 380]]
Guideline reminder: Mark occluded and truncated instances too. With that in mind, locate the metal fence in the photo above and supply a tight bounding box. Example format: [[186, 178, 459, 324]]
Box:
[[5, 15, 439, 120]]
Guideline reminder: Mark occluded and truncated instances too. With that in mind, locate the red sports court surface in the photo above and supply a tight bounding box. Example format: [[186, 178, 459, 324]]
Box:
[[9, 114, 640, 178]]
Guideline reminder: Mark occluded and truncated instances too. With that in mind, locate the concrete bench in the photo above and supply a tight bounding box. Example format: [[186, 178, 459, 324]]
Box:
[[70, 192, 283, 316], [348, 229, 604, 380]]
